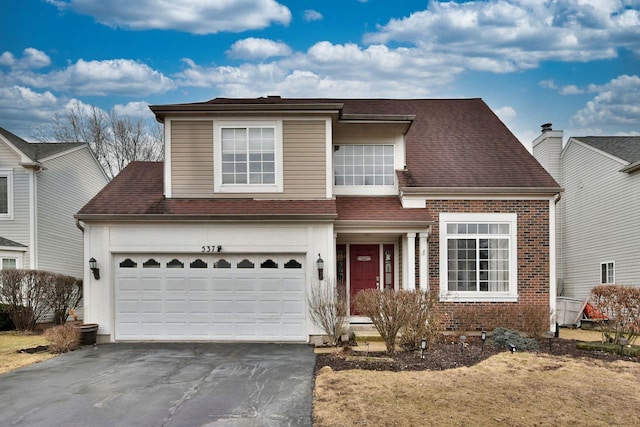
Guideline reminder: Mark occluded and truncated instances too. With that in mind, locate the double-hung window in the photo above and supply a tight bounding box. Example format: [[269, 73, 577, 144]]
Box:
[[214, 121, 282, 193], [440, 213, 518, 302], [0, 169, 13, 219], [600, 261, 615, 284]]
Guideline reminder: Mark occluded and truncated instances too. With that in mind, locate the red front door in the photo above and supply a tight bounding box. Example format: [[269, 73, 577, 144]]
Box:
[[349, 244, 380, 315]]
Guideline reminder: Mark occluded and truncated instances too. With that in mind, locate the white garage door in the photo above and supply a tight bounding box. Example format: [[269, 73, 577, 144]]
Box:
[[114, 254, 307, 341]]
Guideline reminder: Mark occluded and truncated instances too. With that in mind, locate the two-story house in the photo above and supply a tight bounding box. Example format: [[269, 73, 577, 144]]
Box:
[[533, 125, 640, 304], [0, 127, 108, 278], [76, 97, 561, 343]]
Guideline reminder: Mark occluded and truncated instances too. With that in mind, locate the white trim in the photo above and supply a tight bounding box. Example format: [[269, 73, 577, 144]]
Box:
[[439, 212, 518, 303], [213, 120, 283, 193], [0, 252, 22, 269], [549, 198, 557, 331], [325, 118, 333, 198], [419, 231, 429, 291], [164, 119, 172, 198], [564, 137, 628, 166], [0, 168, 13, 220], [28, 169, 37, 268], [406, 233, 416, 290]]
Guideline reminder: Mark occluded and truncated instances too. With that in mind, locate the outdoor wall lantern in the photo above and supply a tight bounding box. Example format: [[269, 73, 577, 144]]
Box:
[[89, 257, 100, 280], [481, 330, 487, 354], [421, 338, 427, 359], [316, 254, 324, 281]]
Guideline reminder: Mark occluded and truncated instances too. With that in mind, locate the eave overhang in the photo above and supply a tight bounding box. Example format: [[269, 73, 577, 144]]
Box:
[[620, 161, 640, 174], [74, 213, 338, 223], [150, 103, 344, 122], [400, 186, 563, 197]]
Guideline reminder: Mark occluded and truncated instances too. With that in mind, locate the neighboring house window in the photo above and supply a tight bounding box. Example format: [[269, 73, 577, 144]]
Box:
[[214, 121, 283, 193], [0, 170, 13, 219], [439, 213, 518, 302], [333, 144, 395, 186], [600, 261, 615, 284], [1, 257, 17, 269]]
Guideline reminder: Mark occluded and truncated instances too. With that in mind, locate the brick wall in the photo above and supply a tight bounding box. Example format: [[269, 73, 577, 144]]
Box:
[[419, 199, 551, 331]]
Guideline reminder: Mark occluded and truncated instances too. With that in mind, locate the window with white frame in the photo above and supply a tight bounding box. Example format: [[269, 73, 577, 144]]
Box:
[[214, 121, 282, 193], [333, 144, 395, 186], [0, 170, 13, 219], [440, 213, 518, 302], [600, 261, 615, 284], [1, 257, 18, 270]]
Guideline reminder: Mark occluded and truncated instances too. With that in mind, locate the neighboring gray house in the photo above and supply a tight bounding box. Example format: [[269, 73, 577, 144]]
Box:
[[0, 127, 108, 278], [533, 124, 640, 301]]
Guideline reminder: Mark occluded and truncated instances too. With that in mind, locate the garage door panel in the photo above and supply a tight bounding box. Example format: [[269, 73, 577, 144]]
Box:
[[115, 254, 307, 341]]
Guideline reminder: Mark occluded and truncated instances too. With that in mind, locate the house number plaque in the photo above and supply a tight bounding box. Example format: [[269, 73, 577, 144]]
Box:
[[201, 245, 222, 253]]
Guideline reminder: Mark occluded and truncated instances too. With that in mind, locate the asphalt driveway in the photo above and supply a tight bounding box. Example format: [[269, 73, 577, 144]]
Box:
[[0, 343, 315, 426]]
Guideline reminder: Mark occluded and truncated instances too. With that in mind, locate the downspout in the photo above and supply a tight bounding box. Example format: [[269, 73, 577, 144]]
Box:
[[75, 218, 85, 232]]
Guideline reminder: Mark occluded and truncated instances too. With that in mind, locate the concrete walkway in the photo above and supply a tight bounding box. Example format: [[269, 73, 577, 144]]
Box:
[[0, 343, 315, 426]]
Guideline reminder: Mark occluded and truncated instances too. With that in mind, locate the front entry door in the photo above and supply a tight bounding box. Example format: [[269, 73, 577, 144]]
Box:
[[349, 244, 380, 315]]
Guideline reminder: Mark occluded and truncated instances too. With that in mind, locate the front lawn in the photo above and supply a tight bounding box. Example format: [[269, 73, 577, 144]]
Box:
[[314, 351, 640, 426], [0, 331, 55, 375]]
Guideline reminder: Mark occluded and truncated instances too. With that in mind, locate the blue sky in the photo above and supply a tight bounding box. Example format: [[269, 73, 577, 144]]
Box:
[[1, 0, 639, 149]]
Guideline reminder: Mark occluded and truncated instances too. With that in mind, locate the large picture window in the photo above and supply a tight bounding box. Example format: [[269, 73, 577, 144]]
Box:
[[214, 121, 282, 193], [333, 144, 394, 186], [440, 213, 518, 302]]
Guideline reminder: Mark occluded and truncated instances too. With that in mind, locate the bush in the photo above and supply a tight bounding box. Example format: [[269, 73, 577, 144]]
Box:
[[308, 281, 349, 347], [354, 289, 418, 354], [0, 303, 15, 331], [0, 269, 52, 331], [399, 290, 439, 350], [46, 274, 82, 325], [491, 327, 539, 351], [44, 323, 81, 353], [590, 284, 640, 345]]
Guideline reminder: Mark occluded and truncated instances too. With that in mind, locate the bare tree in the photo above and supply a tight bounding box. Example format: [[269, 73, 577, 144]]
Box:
[[33, 101, 163, 178]]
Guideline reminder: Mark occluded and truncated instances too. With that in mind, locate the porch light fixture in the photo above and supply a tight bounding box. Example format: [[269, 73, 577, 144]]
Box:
[[421, 338, 427, 359], [481, 331, 487, 354], [316, 254, 324, 281], [89, 257, 100, 280]]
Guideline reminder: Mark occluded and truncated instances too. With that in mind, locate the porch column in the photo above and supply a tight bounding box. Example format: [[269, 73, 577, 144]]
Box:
[[419, 231, 429, 291], [406, 233, 416, 290]]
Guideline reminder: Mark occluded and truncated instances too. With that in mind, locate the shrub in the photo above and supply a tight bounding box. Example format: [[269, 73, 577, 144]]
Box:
[[590, 284, 640, 345], [399, 290, 439, 350], [0, 303, 15, 331], [491, 327, 539, 351], [0, 269, 53, 331], [354, 289, 417, 354], [307, 281, 349, 347], [44, 323, 81, 353], [46, 274, 82, 325]]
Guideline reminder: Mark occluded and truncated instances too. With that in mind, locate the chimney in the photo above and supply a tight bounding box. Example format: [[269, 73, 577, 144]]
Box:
[[532, 123, 563, 184]]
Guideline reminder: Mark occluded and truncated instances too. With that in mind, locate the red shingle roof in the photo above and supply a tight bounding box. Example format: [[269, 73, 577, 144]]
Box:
[[336, 196, 431, 222], [77, 162, 337, 219]]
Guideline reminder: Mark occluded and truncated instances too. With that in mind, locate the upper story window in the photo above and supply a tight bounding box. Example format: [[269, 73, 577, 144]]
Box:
[[600, 261, 615, 284], [333, 144, 394, 186], [214, 121, 283, 193], [0, 170, 13, 220], [440, 213, 518, 302]]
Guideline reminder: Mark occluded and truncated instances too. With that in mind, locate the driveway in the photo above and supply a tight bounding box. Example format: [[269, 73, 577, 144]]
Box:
[[0, 343, 315, 426]]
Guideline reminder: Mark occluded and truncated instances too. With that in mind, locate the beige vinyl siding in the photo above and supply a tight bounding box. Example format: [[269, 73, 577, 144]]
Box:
[[37, 147, 108, 277], [0, 167, 31, 268], [171, 120, 214, 197], [281, 120, 326, 198], [561, 142, 640, 300]]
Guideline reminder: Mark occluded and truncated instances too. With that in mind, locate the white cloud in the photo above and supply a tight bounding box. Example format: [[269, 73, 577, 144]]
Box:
[[495, 105, 516, 121], [0, 48, 51, 69], [0, 86, 61, 137], [47, 0, 291, 34], [364, 0, 640, 72], [559, 85, 583, 95], [572, 74, 640, 127], [8, 58, 175, 96], [112, 101, 155, 118], [304, 10, 323, 22], [227, 38, 292, 60]]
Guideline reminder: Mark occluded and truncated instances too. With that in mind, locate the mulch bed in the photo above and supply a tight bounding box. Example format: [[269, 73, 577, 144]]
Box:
[[315, 336, 640, 373]]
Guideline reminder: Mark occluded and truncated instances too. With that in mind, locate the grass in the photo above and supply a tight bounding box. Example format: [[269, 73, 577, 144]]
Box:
[[314, 352, 640, 427], [0, 331, 55, 375]]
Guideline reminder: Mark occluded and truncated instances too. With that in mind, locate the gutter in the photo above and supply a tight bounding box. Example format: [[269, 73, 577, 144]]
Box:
[[620, 161, 640, 174], [400, 186, 563, 196], [74, 213, 338, 223]]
